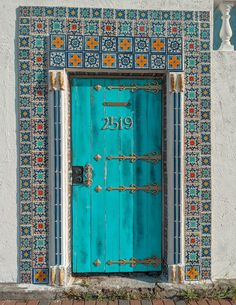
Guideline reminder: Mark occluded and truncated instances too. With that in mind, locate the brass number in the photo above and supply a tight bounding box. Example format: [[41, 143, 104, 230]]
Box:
[[102, 117, 110, 130], [102, 117, 133, 130], [124, 116, 133, 129]]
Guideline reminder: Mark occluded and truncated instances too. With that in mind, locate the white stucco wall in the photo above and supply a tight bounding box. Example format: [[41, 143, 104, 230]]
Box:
[[211, 51, 236, 280], [3, 0, 235, 283]]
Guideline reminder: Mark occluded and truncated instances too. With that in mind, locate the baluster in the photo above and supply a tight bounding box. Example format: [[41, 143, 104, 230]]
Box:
[[219, 1, 234, 51]]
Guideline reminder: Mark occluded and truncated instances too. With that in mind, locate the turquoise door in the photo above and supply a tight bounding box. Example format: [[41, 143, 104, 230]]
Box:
[[71, 78, 162, 273]]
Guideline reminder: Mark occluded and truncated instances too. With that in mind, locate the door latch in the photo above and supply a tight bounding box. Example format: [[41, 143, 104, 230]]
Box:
[[72, 166, 84, 184], [72, 164, 93, 186]]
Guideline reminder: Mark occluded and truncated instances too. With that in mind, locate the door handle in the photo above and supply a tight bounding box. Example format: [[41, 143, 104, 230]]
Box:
[[72, 164, 93, 186]]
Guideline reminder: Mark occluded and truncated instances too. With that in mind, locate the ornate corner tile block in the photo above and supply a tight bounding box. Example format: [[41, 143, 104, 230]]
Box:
[[32, 268, 49, 284], [18, 6, 211, 283], [185, 265, 200, 281]]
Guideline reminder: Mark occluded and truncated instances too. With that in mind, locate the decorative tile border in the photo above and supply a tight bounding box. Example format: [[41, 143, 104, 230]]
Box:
[[48, 35, 183, 71], [18, 6, 211, 283]]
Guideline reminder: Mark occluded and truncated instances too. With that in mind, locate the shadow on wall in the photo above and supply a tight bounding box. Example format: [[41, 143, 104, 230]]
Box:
[[214, 7, 236, 50]]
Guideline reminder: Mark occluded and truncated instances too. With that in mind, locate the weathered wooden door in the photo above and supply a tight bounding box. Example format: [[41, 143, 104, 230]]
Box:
[[71, 78, 162, 273]]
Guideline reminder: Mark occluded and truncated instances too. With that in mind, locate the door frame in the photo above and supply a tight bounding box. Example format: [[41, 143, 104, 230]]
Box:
[[48, 69, 185, 285]]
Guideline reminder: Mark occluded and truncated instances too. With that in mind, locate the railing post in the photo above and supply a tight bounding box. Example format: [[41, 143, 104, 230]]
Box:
[[219, 1, 234, 51]]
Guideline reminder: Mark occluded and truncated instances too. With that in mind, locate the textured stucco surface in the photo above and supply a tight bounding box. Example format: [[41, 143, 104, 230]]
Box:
[[3, 0, 235, 284], [211, 51, 236, 280]]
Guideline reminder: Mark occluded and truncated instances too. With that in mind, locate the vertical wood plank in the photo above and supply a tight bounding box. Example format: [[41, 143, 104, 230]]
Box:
[[133, 79, 149, 271], [146, 81, 162, 271], [72, 78, 91, 272], [104, 78, 120, 272], [90, 79, 106, 272], [118, 79, 134, 272]]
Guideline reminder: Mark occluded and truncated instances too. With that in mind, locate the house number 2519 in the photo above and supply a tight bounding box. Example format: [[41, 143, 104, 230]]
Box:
[[102, 116, 133, 130]]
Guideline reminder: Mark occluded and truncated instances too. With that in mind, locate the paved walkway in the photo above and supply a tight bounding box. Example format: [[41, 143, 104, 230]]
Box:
[[0, 300, 235, 305]]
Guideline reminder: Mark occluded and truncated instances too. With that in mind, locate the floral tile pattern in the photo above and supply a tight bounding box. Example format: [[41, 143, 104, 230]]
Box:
[[18, 6, 211, 284]]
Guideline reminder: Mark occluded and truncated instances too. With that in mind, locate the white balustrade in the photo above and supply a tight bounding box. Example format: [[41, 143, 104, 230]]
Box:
[[218, 0, 235, 51]]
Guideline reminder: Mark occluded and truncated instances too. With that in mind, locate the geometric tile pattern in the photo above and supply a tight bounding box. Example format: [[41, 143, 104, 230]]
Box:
[[18, 6, 211, 283], [49, 35, 183, 71]]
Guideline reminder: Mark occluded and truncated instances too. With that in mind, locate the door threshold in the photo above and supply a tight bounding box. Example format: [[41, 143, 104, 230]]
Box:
[[72, 272, 164, 289]]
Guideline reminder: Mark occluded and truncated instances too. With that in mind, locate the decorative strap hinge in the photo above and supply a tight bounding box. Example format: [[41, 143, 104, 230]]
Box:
[[107, 152, 161, 163], [107, 256, 161, 267], [107, 183, 161, 195], [107, 81, 162, 94]]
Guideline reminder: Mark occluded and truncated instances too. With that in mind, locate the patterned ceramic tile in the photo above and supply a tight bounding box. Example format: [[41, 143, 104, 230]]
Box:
[[49, 18, 66, 34], [101, 20, 116, 36], [134, 21, 149, 36], [67, 19, 82, 34], [118, 37, 133, 52], [185, 265, 200, 281], [49, 52, 66, 68], [103, 9, 114, 19], [84, 52, 100, 68], [150, 54, 166, 70], [68, 8, 78, 18], [167, 54, 182, 70], [84, 20, 100, 35], [101, 53, 117, 68], [167, 37, 182, 53], [134, 37, 150, 52], [32, 268, 49, 284], [68, 52, 83, 68], [135, 54, 149, 69], [167, 21, 183, 37], [150, 21, 166, 36], [117, 53, 133, 69], [151, 37, 166, 53], [84, 36, 100, 51]]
